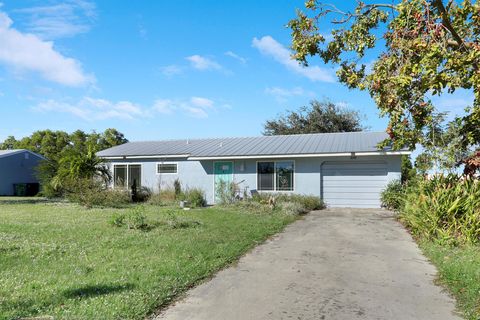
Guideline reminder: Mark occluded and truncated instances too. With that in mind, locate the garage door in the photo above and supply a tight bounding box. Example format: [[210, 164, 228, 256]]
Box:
[[321, 161, 388, 208]]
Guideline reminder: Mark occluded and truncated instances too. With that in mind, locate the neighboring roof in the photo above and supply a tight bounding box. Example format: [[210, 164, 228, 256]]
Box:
[[97, 132, 410, 160], [0, 149, 46, 160]]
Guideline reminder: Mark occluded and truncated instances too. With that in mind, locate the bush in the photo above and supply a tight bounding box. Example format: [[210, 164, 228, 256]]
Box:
[[274, 194, 325, 211], [227, 200, 274, 214], [222, 193, 324, 215], [380, 180, 406, 210], [173, 179, 182, 199], [279, 201, 307, 215], [109, 212, 125, 227], [165, 210, 202, 229], [215, 180, 236, 204], [65, 179, 130, 208], [400, 175, 480, 245], [132, 186, 152, 203], [184, 188, 206, 208], [148, 187, 177, 206], [110, 206, 148, 230]]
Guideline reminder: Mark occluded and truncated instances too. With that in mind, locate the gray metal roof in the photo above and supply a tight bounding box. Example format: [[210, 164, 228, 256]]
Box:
[[0, 149, 45, 159], [97, 132, 399, 159]]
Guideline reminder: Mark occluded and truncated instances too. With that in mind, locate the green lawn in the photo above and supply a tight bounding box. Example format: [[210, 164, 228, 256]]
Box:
[[0, 200, 296, 319], [420, 242, 480, 320]]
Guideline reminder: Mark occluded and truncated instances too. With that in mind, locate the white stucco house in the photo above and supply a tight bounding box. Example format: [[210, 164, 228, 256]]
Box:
[[97, 132, 410, 208]]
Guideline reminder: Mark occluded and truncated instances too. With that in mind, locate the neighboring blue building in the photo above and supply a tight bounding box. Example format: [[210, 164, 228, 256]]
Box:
[[0, 149, 44, 196], [97, 132, 410, 208]]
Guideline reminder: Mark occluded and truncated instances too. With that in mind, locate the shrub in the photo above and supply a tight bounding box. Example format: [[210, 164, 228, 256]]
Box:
[[380, 180, 405, 210], [109, 212, 125, 227], [65, 179, 130, 208], [132, 186, 152, 203], [148, 187, 177, 206], [227, 200, 274, 214], [184, 188, 206, 208], [279, 201, 307, 215], [274, 194, 325, 211], [165, 210, 202, 229], [215, 180, 236, 204], [223, 193, 324, 215], [110, 206, 148, 230], [125, 206, 147, 229], [173, 179, 182, 199], [400, 175, 480, 245]]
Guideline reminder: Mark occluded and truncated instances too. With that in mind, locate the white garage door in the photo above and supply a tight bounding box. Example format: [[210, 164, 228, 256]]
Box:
[[321, 161, 388, 208]]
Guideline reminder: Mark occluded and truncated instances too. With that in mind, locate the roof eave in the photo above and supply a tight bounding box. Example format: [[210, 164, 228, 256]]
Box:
[[187, 150, 411, 161]]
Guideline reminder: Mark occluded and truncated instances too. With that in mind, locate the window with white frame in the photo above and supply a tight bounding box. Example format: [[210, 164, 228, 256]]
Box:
[[113, 164, 141, 189], [157, 163, 178, 174], [257, 161, 294, 191]]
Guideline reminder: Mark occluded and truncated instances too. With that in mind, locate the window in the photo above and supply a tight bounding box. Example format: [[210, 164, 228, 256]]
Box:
[[113, 164, 141, 189], [276, 161, 294, 191], [257, 161, 294, 191], [257, 162, 275, 191], [157, 163, 178, 174]]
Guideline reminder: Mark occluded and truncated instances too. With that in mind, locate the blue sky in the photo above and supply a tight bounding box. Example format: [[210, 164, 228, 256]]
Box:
[[0, 0, 474, 142]]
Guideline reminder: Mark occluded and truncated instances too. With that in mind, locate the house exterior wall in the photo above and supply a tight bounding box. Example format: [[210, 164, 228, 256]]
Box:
[[0, 152, 42, 196], [108, 155, 401, 206]]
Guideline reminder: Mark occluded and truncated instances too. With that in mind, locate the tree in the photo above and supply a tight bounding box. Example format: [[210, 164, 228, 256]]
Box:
[[288, 0, 479, 153], [401, 155, 417, 183], [0, 128, 128, 196], [263, 99, 364, 135], [0, 136, 17, 149]]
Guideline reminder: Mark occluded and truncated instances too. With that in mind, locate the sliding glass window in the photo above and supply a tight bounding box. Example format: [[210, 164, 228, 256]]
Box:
[[113, 164, 141, 189], [257, 161, 294, 191]]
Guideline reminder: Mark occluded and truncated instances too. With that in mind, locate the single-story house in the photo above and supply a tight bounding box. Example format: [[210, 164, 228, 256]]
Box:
[[97, 132, 410, 208], [0, 149, 44, 196]]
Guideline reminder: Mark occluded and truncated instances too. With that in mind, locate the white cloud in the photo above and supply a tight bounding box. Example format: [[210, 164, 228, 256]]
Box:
[[184, 107, 208, 118], [33, 95, 220, 120], [265, 86, 314, 102], [13, 1, 96, 40], [225, 51, 247, 64], [152, 99, 176, 114], [186, 55, 222, 71], [252, 35, 335, 83], [152, 96, 216, 118], [160, 65, 183, 77], [0, 9, 93, 86], [190, 96, 214, 108], [34, 97, 145, 121]]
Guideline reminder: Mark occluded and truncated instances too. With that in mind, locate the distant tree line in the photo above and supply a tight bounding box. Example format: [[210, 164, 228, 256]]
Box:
[[0, 128, 128, 196], [263, 100, 365, 136]]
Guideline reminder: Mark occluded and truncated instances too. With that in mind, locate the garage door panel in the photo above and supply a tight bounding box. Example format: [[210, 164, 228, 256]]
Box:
[[325, 186, 385, 193], [323, 192, 382, 200], [323, 176, 388, 182], [322, 162, 387, 208], [322, 169, 387, 176]]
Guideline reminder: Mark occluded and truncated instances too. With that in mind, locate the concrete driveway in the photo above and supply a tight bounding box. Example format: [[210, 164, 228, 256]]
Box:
[[156, 208, 461, 320]]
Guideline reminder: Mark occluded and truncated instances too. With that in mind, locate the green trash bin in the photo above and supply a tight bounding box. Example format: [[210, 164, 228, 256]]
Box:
[[13, 183, 27, 196]]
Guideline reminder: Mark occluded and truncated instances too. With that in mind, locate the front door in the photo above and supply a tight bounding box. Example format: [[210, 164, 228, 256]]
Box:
[[214, 161, 233, 203]]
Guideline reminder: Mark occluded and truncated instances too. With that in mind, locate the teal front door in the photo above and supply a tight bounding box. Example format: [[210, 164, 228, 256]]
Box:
[[214, 161, 233, 202]]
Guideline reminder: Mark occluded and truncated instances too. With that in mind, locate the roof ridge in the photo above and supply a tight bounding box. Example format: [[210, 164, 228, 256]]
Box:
[[126, 131, 384, 144]]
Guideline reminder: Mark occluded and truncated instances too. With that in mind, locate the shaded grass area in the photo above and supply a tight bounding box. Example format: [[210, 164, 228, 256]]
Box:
[[0, 202, 296, 319], [420, 241, 480, 320]]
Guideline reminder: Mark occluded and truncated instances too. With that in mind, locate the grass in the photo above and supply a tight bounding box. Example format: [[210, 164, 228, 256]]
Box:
[[0, 200, 296, 319], [420, 241, 480, 320]]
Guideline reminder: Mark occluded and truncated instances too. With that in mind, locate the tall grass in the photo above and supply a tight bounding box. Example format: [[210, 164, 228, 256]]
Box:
[[393, 175, 480, 245]]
